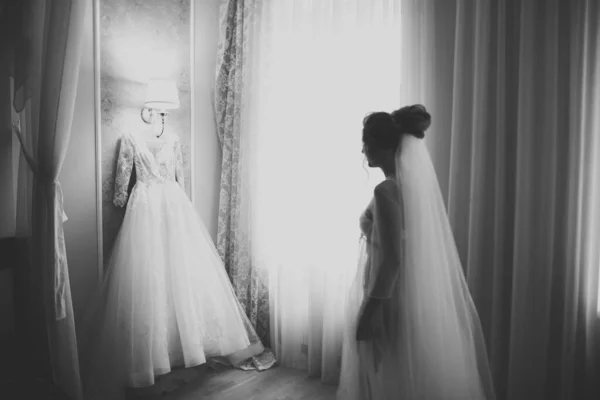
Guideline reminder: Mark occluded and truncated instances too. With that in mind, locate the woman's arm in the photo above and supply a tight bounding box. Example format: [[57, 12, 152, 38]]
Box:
[[368, 180, 403, 299], [356, 181, 404, 341], [113, 134, 135, 208]]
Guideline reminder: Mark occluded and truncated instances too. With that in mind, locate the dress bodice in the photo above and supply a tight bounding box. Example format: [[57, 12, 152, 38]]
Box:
[[359, 177, 406, 299], [113, 132, 185, 207], [360, 177, 396, 238], [359, 198, 375, 238]]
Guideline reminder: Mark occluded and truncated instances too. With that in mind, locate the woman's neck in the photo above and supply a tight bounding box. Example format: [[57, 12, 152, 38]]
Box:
[[381, 160, 396, 179]]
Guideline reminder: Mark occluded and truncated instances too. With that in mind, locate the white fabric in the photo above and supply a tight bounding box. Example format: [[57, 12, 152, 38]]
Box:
[[398, 1, 600, 398], [229, 0, 402, 383], [222, 0, 600, 397], [80, 131, 264, 400], [337, 136, 495, 399], [3, 0, 87, 398]]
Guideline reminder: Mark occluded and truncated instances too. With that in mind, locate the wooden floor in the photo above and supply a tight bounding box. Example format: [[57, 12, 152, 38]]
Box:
[[1, 363, 337, 400], [160, 364, 338, 400]]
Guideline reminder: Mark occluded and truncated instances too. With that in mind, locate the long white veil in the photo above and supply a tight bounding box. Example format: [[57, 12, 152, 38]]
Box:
[[394, 134, 496, 399]]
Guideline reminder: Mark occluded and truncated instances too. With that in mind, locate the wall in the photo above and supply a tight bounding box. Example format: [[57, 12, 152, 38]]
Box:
[[99, 0, 192, 264], [60, 0, 223, 327], [192, 0, 222, 242]]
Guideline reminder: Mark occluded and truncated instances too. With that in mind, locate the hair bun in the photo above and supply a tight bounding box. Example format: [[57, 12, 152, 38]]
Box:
[[391, 104, 431, 139]]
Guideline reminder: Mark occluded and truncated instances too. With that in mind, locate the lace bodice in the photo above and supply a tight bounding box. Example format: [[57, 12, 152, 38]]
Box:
[[113, 132, 185, 207]]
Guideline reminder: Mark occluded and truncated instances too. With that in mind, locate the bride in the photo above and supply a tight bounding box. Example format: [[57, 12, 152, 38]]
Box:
[[80, 129, 268, 400], [337, 105, 496, 399]]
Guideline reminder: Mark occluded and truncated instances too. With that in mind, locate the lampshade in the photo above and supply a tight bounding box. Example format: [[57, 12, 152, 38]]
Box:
[[144, 78, 180, 110]]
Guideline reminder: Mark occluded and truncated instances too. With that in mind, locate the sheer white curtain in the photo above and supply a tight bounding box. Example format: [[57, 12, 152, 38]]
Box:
[[399, 0, 600, 398], [236, 0, 402, 383], [3, 0, 87, 398], [233, 0, 599, 396]]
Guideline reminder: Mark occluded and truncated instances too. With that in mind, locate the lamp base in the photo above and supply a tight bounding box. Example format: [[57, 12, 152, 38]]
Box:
[[141, 108, 169, 138]]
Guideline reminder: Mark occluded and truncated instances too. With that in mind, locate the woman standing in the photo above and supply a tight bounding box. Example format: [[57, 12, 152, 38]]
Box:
[[337, 105, 495, 399]]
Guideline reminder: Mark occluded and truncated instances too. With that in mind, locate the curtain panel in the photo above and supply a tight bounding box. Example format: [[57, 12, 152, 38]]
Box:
[[3, 0, 88, 398], [214, 0, 272, 347], [400, 0, 600, 399], [215, 0, 402, 383], [215, 0, 600, 397]]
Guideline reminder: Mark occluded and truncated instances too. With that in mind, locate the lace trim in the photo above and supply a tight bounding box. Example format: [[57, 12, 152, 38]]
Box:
[[174, 137, 185, 191], [113, 134, 134, 207]]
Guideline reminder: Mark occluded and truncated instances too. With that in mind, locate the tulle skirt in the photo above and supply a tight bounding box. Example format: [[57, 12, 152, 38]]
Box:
[[337, 237, 377, 400], [80, 181, 263, 400], [336, 237, 490, 400], [339, 136, 495, 400]]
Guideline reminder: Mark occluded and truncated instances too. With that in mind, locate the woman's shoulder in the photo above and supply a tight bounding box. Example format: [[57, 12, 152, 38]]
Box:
[[375, 178, 397, 193], [374, 179, 399, 202]]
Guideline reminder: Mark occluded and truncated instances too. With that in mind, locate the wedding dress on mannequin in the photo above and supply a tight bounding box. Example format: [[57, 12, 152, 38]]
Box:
[[337, 135, 495, 399], [80, 131, 270, 400]]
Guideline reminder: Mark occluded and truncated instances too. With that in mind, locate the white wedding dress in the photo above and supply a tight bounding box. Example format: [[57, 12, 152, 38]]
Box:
[[80, 131, 266, 400], [337, 136, 496, 399]]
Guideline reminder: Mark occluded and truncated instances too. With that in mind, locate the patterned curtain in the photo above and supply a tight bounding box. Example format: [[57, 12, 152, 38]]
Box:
[[214, 0, 271, 347]]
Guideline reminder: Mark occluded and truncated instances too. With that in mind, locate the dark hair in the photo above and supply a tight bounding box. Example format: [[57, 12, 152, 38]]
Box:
[[391, 105, 431, 139], [362, 104, 432, 151]]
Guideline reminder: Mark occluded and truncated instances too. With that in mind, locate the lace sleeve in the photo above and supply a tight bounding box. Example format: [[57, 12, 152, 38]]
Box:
[[113, 134, 135, 207], [174, 136, 185, 191]]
